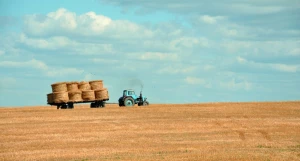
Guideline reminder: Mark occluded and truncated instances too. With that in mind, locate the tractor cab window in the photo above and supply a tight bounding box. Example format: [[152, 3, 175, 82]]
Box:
[[128, 91, 135, 95]]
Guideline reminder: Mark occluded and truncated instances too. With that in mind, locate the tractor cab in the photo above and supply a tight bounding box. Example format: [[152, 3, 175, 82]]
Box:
[[123, 89, 137, 99]]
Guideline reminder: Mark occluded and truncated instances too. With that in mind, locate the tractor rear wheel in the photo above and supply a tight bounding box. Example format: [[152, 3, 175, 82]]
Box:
[[124, 97, 134, 107]]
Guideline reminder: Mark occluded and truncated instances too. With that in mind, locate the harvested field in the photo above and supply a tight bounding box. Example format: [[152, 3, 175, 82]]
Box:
[[0, 102, 299, 161]]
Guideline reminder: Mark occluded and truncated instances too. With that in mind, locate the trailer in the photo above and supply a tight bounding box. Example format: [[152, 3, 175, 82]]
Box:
[[47, 80, 110, 109], [48, 98, 109, 109]]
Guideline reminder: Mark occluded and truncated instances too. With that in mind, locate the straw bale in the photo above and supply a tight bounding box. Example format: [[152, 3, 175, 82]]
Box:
[[68, 90, 83, 102], [78, 81, 91, 91], [95, 88, 109, 100], [82, 90, 95, 101], [89, 80, 103, 90], [67, 81, 79, 92], [53, 92, 69, 103], [47, 93, 53, 103], [51, 82, 67, 92]]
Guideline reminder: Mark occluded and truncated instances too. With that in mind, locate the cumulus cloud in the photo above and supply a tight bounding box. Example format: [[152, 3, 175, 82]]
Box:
[[0, 59, 83, 77], [199, 15, 226, 24], [170, 37, 210, 49], [92, 58, 119, 64], [19, 33, 114, 54], [290, 48, 300, 56], [0, 59, 48, 70], [219, 78, 252, 91], [184, 76, 211, 88], [128, 52, 179, 61], [100, 0, 293, 15], [229, 4, 284, 15], [23, 8, 153, 39], [156, 66, 197, 74], [0, 50, 5, 56], [0, 77, 17, 88], [19, 34, 72, 50], [20, 8, 214, 57], [270, 64, 299, 73], [46, 68, 84, 77], [237, 56, 300, 73]]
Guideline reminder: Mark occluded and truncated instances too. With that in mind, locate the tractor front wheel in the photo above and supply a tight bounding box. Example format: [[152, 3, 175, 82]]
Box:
[[124, 97, 134, 107], [143, 101, 149, 106]]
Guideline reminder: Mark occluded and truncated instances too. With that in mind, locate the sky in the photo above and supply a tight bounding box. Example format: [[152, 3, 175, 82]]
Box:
[[0, 0, 299, 106]]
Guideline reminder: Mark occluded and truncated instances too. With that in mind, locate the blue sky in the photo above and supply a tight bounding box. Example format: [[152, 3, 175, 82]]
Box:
[[0, 0, 299, 106]]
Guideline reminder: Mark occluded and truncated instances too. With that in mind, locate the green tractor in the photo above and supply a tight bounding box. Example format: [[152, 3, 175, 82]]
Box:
[[118, 89, 149, 107]]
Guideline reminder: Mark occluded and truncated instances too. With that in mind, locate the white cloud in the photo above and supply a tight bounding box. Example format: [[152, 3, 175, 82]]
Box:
[[100, 0, 292, 15], [270, 64, 298, 73], [156, 66, 196, 74], [23, 8, 153, 39], [196, 93, 203, 98], [46, 68, 84, 77], [220, 78, 252, 91], [203, 65, 215, 71], [19, 34, 114, 54], [230, 4, 284, 15], [0, 77, 17, 88], [184, 76, 211, 88], [19, 34, 72, 50], [199, 15, 225, 24], [92, 58, 119, 64], [0, 59, 48, 70], [0, 50, 5, 56], [170, 37, 209, 49], [185, 76, 205, 85], [290, 48, 300, 56], [0, 59, 83, 77], [236, 56, 300, 73], [129, 52, 179, 61]]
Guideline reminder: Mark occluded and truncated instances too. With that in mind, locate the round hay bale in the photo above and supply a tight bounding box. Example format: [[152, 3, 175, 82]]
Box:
[[51, 82, 67, 92], [89, 80, 103, 90], [78, 81, 91, 91], [67, 81, 79, 92], [82, 90, 95, 101], [53, 92, 69, 103], [95, 88, 109, 100], [68, 90, 82, 102], [47, 93, 53, 104]]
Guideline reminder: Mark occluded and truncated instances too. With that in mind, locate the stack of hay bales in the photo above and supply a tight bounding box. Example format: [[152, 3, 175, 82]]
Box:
[[67, 82, 82, 102], [51, 82, 69, 103], [47, 80, 109, 104]]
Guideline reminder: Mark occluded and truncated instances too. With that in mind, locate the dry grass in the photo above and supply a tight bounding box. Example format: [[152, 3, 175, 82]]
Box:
[[0, 102, 299, 161]]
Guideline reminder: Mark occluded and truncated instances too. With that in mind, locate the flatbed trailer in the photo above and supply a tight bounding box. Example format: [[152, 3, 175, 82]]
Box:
[[48, 99, 109, 109]]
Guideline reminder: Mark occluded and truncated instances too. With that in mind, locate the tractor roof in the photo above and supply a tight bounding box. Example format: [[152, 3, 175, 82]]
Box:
[[124, 89, 134, 91]]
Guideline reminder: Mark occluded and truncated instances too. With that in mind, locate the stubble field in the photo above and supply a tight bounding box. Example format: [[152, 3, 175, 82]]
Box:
[[0, 102, 299, 161]]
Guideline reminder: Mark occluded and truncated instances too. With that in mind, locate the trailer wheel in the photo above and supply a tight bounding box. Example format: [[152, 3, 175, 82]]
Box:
[[90, 103, 96, 108], [68, 103, 74, 109], [61, 104, 68, 109], [57, 105, 60, 109]]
